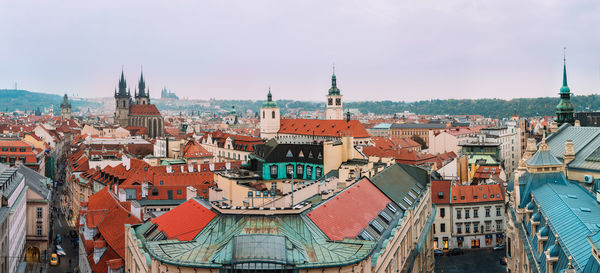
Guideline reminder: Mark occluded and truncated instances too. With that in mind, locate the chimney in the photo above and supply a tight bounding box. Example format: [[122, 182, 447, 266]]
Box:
[[186, 186, 197, 200], [118, 188, 127, 202], [564, 140, 575, 165], [93, 240, 107, 263], [141, 181, 148, 199]]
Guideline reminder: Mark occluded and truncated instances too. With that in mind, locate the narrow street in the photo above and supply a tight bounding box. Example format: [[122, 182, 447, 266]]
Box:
[[47, 184, 79, 273]]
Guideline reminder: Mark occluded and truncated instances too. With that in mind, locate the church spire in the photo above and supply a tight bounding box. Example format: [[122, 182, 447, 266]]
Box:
[[556, 48, 575, 127], [561, 48, 569, 93], [138, 69, 146, 97], [328, 65, 341, 95], [117, 68, 128, 96]]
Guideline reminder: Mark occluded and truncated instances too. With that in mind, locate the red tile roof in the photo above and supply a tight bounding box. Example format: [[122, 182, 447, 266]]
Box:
[[85, 187, 141, 259], [151, 199, 216, 241], [183, 140, 212, 159], [473, 165, 501, 179], [395, 138, 421, 149], [307, 178, 391, 240], [371, 137, 396, 151], [451, 183, 504, 204], [279, 119, 370, 138], [129, 104, 162, 116], [431, 180, 451, 204]]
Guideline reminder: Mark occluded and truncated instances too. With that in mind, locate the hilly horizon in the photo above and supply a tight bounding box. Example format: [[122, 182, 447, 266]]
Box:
[[3, 88, 599, 119]]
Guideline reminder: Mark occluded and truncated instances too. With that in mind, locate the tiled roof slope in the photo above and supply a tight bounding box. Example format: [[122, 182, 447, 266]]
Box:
[[86, 187, 141, 259], [451, 184, 503, 204], [129, 104, 161, 116], [151, 199, 216, 241], [431, 180, 451, 204], [306, 178, 392, 240], [279, 119, 370, 138]]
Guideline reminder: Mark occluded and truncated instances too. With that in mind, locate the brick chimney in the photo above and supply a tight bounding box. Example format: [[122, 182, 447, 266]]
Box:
[[564, 140, 575, 165]]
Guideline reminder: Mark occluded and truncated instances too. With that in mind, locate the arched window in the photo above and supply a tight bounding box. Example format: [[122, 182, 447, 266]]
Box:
[[328, 98, 333, 105], [272, 111, 275, 119], [153, 119, 158, 138]]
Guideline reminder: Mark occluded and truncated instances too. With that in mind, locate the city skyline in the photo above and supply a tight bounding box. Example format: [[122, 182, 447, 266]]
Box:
[[2, 0, 600, 101]]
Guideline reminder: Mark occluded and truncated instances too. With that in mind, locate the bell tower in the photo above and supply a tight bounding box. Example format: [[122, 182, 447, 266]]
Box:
[[60, 94, 71, 119], [260, 88, 280, 139], [325, 66, 343, 120], [135, 70, 150, 105], [114, 69, 131, 126], [556, 49, 575, 127]]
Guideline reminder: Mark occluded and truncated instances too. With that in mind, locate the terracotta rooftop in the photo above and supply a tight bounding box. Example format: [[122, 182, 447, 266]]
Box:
[[451, 183, 504, 204], [307, 178, 392, 240], [129, 104, 162, 116], [279, 119, 370, 138]]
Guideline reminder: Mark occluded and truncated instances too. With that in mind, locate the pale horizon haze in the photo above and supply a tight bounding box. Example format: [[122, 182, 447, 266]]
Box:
[[1, 0, 600, 102]]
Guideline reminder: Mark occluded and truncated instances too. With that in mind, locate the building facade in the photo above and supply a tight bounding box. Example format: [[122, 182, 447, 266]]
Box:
[[0, 165, 27, 273]]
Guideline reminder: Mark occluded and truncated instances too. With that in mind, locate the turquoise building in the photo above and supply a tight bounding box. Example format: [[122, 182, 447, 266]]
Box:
[[248, 139, 324, 180]]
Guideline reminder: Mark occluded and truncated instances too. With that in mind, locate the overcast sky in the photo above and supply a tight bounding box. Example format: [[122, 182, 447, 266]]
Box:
[[1, 0, 600, 101]]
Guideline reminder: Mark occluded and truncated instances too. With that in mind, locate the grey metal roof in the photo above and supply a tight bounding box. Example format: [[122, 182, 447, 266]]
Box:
[[17, 165, 51, 200], [134, 199, 185, 207], [545, 124, 600, 171], [369, 164, 428, 209], [526, 150, 562, 166]]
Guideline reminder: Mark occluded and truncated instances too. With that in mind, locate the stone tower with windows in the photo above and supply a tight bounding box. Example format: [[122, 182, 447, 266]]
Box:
[[60, 94, 71, 119], [260, 88, 280, 139], [114, 70, 132, 126], [135, 71, 150, 105], [325, 68, 343, 120]]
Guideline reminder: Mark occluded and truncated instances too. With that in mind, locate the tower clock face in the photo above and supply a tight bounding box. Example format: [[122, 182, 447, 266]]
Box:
[[328, 98, 333, 105], [336, 98, 341, 105]]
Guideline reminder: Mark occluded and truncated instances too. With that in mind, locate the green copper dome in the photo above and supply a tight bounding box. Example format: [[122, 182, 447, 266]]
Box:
[[262, 89, 277, 108], [328, 73, 341, 95]]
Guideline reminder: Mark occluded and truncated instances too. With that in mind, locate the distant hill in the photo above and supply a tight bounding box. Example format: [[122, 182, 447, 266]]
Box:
[[2, 88, 596, 119], [0, 89, 100, 113]]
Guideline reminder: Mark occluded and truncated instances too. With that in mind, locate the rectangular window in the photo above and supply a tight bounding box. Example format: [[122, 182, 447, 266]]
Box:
[[440, 223, 446, 233], [474, 209, 479, 218], [37, 207, 43, 219], [457, 224, 462, 234], [18, 157, 25, 162], [496, 221, 502, 231], [10, 148, 16, 152], [270, 165, 278, 177], [465, 223, 470, 233], [485, 221, 491, 232], [36, 225, 42, 236], [456, 209, 461, 219], [465, 209, 470, 219], [474, 222, 479, 233], [19, 148, 26, 152], [496, 207, 502, 216], [440, 208, 445, 218], [485, 208, 490, 218]]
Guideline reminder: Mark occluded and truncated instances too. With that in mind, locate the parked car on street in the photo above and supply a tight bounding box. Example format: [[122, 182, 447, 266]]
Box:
[[50, 253, 58, 266], [493, 244, 505, 251], [56, 245, 66, 256], [449, 248, 464, 255], [434, 249, 444, 256]]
